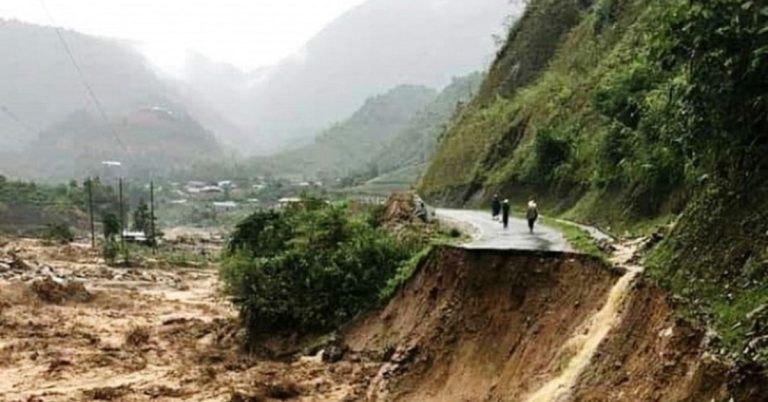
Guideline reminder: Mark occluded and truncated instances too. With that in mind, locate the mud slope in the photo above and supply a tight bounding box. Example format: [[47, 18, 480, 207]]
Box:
[[344, 246, 767, 401], [345, 247, 621, 400], [570, 279, 766, 402]]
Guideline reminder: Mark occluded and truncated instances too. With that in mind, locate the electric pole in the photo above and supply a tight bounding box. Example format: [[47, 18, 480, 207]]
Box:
[[119, 177, 125, 250], [150, 180, 157, 253], [87, 178, 95, 248]]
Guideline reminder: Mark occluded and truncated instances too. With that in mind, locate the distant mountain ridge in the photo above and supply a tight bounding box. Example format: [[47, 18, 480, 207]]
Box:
[[216, 0, 519, 154], [0, 20, 167, 150], [0, 20, 237, 179], [372, 73, 483, 175], [262, 85, 438, 179], [5, 107, 222, 180]]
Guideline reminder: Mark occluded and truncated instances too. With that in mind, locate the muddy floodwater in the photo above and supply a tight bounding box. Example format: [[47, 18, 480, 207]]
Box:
[[0, 238, 375, 401]]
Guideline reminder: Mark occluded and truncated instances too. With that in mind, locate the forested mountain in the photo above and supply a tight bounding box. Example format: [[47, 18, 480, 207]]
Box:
[[237, 0, 519, 154], [0, 20, 232, 171], [3, 107, 222, 181], [263, 85, 437, 180], [421, 0, 768, 366], [261, 74, 482, 185], [0, 20, 166, 150], [372, 73, 483, 175]]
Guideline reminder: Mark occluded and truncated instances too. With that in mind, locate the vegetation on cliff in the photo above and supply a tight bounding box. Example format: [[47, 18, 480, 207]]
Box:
[[421, 0, 768, 365], [221, 198, 429, 343]]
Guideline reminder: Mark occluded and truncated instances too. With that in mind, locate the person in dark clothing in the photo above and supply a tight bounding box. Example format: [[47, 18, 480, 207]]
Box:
[[415, 200, 428, 222], [526, 200, 538, 233], [501, 199, 511, 229], [491, 194, 501, 221]]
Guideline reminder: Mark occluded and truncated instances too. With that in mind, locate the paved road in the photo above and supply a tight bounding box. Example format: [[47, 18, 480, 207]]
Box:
[[436, 209, 572, 252]]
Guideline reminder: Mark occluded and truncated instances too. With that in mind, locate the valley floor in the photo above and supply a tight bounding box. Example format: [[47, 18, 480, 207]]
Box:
[[0, 222, 763, 401], [0, 238, 374, 401]]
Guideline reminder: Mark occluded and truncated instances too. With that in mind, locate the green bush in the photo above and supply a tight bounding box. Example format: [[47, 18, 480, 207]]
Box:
[[102, 239, 119, 265], [522, 127, 573, 185], [379, 245, 434, 301], [44, 223, 74, 244], [221, 199, 419, 342]]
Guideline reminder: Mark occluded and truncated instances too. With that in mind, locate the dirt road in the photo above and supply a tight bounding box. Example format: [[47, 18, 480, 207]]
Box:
[[436, 208, 571, 251]]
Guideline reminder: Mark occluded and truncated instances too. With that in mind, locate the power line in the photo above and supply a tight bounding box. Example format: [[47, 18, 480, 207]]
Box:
[[37, 0, 131, 158], [0, 105, 39, 135]]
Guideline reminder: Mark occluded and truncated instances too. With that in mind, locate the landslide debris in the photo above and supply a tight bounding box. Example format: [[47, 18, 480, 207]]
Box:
[[345, 247, 623, 400], [2, 235, 766, 401], [30, 277, 93, 304], [380, 192, 420, 225], [342, 246, 768, 401]]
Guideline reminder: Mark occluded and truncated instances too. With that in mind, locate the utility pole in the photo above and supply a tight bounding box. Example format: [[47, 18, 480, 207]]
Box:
[[150, 180, 157, 254], [87, 178, 95, 248], [119, 177, 125, 250]]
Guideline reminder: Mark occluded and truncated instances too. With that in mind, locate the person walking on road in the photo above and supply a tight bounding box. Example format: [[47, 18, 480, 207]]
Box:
[[501, 199, 511, 229], [491, 194, 501, 221], [526, 200, 539, 233]]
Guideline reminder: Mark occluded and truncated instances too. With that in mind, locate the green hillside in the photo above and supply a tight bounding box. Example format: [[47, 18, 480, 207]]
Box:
[[421, 0, 768, 365], [10, 108, 222, 180], [373, 73, 483, 176], [264, 85, 437, 179]]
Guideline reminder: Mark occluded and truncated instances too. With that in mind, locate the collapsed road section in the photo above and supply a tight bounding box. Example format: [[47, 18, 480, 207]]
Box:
[[343, 246, 765, 401]]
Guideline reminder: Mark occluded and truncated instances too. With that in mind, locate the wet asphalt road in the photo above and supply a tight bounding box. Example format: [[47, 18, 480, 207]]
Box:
[[436, 209, 572, 252]]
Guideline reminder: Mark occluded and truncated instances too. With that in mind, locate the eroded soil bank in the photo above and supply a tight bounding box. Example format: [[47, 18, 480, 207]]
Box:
[[0, 238, 376, 401], [1, 239, 765, 401], [344, 247, 767, 401]]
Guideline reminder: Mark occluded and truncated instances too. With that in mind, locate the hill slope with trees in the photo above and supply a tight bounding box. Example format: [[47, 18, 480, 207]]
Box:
[[372, 73, 483, 176], [420, 0, 768, 366], [239, 0, 519, 154], [0, 20, 232, 178], [262, 85, 438, 180], [4, 108, 222, 180]]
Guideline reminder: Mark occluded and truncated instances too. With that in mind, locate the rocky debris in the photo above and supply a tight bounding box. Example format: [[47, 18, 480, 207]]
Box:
[[9, 253, 32, 271], [142, 385, 185, 398], [380, 192, 420, 225], [260, 381, 303, 400], [82, 385, 133, 400], [124, 326, 151, 348], [30, 277, 93, 304], [0, 250, 192, 291], [0, 252, 67, 282], [322, 344, 346, 363], [228, 391, 263, 402], [742, 304, 768, 360], [596, 238, 616, 254]]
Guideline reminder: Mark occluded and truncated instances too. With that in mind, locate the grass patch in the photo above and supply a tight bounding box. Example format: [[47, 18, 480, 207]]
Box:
[[541, 217, 608, 261], [379, 245, 434, 301]]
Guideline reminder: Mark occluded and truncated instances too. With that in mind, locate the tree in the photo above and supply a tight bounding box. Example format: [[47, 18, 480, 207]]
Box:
[[102, 213, 120, 240], [132, 198, 151, 233]]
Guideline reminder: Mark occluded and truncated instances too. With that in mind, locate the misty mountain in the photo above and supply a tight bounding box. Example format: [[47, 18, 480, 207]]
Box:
[[0, 20, 164, 150], [264, 85, 438, 179], [0, 20, 234, 159], [171, 52, 270, 148], [372, 73, 483, 175], [4, 107, 222, 180], [229, 0, 519, 154]]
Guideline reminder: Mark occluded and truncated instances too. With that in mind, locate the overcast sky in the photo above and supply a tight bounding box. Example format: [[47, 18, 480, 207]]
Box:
[[0, 0, 366, 72]]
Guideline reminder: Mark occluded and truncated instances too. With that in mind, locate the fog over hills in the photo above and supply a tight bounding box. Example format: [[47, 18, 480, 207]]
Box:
[[183, 0, 520, 154], [0, 0, 520, 179], [245, 0, 517, 154], [0, 20, 235, 178], [0, 19, 169, 151]]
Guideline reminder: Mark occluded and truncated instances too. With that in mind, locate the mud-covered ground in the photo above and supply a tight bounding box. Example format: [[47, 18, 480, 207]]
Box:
[[3, 232, 761, 402], [0, 237, 375, 402]]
